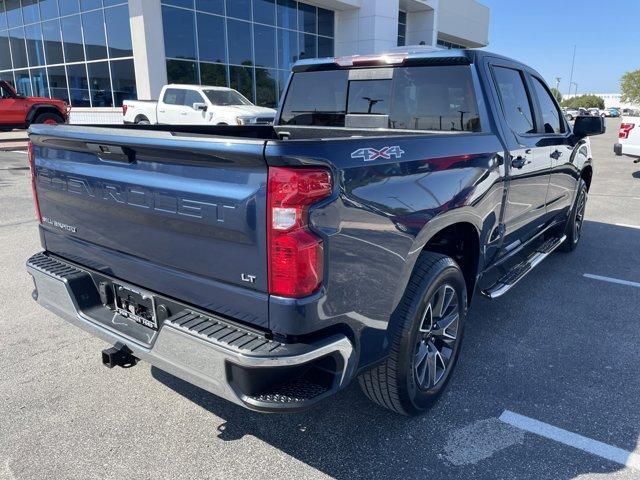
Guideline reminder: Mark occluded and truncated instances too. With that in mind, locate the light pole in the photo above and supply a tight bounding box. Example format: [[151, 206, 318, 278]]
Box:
[[567, 45, 576, 97]]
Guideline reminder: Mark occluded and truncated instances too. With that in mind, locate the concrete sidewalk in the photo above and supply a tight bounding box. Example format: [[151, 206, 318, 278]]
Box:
[[0, 130, 28, 151]]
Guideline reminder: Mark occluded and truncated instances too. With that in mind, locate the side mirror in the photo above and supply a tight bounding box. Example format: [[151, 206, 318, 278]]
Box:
[[193, 102, 207, 111], [573, 115, 605, 138]]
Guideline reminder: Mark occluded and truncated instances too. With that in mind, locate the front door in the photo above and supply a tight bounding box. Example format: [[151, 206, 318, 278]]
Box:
[[487, 61, 553, 249], [0, 83, 25, 125]]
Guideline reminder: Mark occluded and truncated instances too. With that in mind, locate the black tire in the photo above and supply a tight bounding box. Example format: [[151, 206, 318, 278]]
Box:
[[32, 111, 64, 125], [135, 116, 150, 125], [566, 114, 574, 121], [561, 178, 588, 252], [358, 252, 468, 416]]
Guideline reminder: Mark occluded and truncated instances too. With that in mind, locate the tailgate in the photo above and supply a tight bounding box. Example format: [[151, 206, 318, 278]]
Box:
[[30, 125, 269, 328]]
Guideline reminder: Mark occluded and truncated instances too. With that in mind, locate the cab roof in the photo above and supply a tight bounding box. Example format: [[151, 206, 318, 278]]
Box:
[[292, 48, 523, 72]]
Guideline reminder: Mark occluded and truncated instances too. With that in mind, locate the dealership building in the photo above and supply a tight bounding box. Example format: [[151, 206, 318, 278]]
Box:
[[0, 0, 489, 118]]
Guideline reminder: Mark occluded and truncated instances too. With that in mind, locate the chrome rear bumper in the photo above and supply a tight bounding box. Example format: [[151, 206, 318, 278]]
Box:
[[27, 252, 355, 412]]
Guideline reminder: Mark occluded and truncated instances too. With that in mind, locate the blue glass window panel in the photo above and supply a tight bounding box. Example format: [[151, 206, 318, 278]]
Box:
[[81, 0, 103, 11], [42, 19, 63, 64], [253, 0, 275, 25], [0, 1, 7, 30], [25, 23, 45, 66], [162, 0, 193, 7], [14, 69, 32, 95], [103, 0, 126, 5], [317, 7, 333, 37], [299, 32, 316, 59], [276, 27, 297, 70], [66, 63, 90, 106], [110, 58, 136, 106], [30, 67, 48, 96], [298, 3, 315, 34], [61, 15, 84, 62], [166, 59, 197, 84], [46, 65, 69, 102], [0, 30, 11, 70], [227, 19, 252, 65], [200, 62, 227, 87], [21, 0, 40, 24], [276, 0, 296, 30], [255, 67, 277, 107], [39, 0, 59, 20], [59, 0, 80, 16], [318, 35, 332, 57], [197, 12, 226, 63], [253, 24, 275, 68], [105, 5, 132, 57], [9, 27, 27, 68], [162, 6, 196, 59], [82, 9, 107, 60], [88, 61, 112, 106], [5, 0, 22, 28], [229, 65, 254, 102], [226, 0, 250, 20], [195, 0, 223, 14]]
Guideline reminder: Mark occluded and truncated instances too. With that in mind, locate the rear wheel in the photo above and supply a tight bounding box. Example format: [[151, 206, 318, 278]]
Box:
[[561, 179, 588, 252], [358, 252, 468, 415], [33, 112, 64, 125], [135, 116, 150, 125]]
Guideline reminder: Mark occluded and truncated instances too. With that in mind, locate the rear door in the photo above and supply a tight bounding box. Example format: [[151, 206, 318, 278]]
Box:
[[527, 75, 576, 219], [157, 88, 184, 124], [0, 83, 26, 125], [487, 60, 552, 247]]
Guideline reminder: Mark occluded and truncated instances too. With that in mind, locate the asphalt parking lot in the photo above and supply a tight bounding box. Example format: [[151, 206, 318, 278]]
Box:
[[1, 120, 639, 480]]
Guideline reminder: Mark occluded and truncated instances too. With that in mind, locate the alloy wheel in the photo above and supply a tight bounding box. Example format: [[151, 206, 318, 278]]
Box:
[[414, 284, 460, 390]]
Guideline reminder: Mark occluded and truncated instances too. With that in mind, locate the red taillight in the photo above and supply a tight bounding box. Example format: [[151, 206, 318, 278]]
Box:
[[122, 104, 128, 116], [267, 167, 332, 298], [619, 123, 635, 139], [28, 142, 42, 223]]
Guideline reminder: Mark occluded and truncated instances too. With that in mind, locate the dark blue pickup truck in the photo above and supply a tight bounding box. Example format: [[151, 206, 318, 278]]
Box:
[[26, 50, 604, 415]]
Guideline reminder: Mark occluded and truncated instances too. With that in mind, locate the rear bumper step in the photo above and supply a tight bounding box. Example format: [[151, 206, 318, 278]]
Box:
[[27, 252, 356, 412], [481, 235, 566, 299]]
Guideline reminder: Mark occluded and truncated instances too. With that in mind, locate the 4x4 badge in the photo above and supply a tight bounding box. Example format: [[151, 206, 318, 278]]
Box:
[[351, 146, 405, 162]]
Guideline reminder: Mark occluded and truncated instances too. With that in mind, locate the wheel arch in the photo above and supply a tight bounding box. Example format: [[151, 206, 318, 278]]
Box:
[[580, 164, 593, 191], [26, 104, 64, 125], [398, 212, 484, 307]]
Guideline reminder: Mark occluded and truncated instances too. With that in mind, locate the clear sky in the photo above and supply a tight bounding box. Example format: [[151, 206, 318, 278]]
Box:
[[479, 0, 640, 95]]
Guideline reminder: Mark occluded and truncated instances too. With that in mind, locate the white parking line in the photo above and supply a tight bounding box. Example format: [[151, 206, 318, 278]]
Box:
[[583, 273, 640, 289], [616, 223, 640, 230], [500, 410, 640, 470]]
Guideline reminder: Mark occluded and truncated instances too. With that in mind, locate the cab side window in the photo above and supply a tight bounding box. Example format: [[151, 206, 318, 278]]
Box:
[[531, 77, 563, 134], [493, 66, 536, 135], [163, 88, 185, 105], [183, 90, 204, 107]]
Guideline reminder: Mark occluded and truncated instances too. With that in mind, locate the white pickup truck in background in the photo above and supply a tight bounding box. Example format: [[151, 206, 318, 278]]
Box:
[[615, 117, 640, 163], [123, 84, 277, 126]]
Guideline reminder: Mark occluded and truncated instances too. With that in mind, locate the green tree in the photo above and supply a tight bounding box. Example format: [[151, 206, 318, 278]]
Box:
[[620, 69, 640, 105], [550, 88, 563, 104], [561, 94, 605, 109]]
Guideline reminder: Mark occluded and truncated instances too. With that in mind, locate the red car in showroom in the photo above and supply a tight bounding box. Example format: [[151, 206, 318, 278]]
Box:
[[0, 81, 70, 131]]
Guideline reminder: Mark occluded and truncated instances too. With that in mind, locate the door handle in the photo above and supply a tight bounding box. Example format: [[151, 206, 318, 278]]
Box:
[[550, 150, 563, 160], [511, 156, 529, 169]]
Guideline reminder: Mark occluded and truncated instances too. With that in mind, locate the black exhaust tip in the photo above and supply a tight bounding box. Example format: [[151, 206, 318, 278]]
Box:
[[102, 342, 138, 369]]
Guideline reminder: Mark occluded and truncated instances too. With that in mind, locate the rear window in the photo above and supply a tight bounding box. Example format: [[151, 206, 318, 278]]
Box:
[[280, 65, 481, 132]]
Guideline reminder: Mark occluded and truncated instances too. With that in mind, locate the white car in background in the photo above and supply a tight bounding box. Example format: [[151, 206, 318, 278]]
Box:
[[123, 85, 276, 126], [614, 116, 640, 163]]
